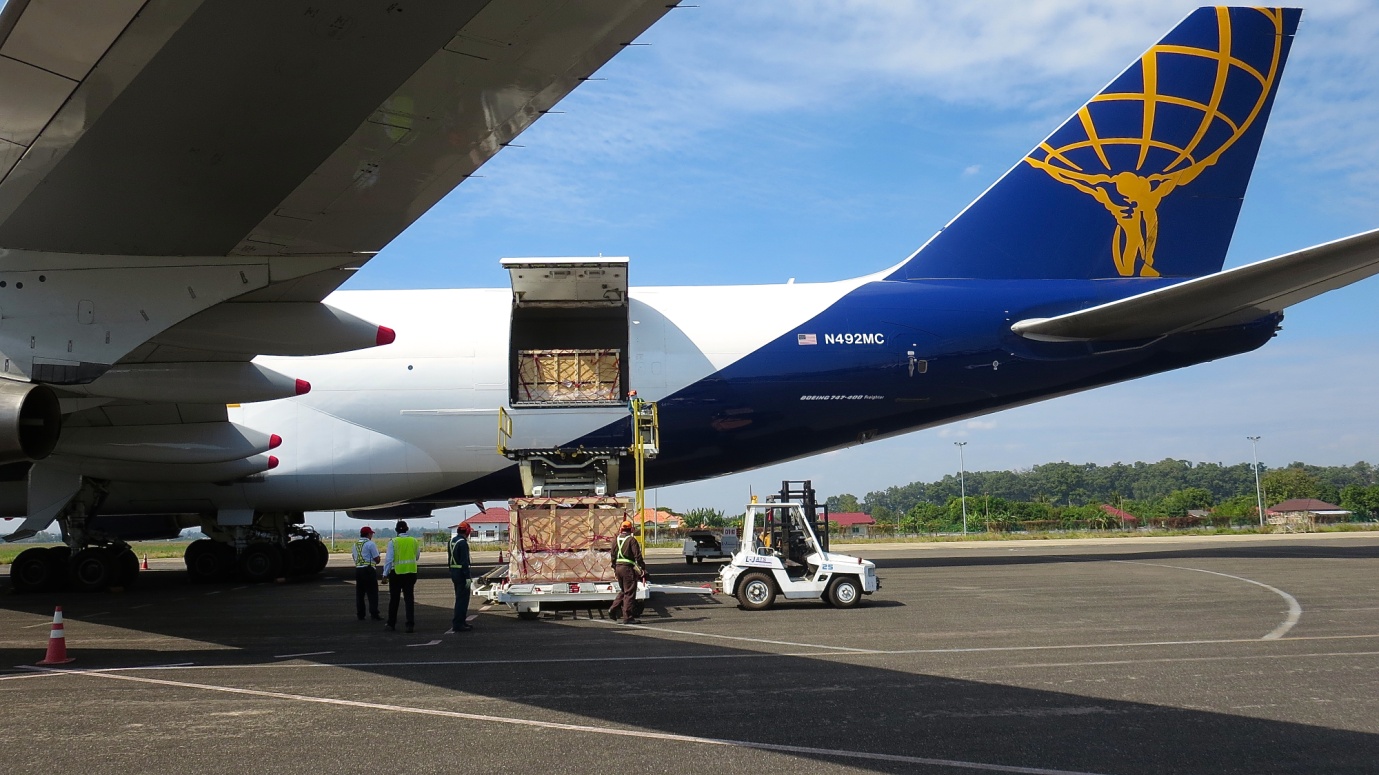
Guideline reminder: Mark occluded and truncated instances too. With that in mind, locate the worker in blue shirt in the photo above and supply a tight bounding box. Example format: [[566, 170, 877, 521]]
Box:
[[445, 523, 474, 634], [352, 526, 382, 621]]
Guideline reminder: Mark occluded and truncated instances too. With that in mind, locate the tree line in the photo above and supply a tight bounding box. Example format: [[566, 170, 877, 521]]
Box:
[[821, 460, 1379, 534]]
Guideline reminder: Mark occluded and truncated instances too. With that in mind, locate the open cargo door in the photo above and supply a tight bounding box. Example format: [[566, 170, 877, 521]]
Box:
[[502, 258, 629, 408]]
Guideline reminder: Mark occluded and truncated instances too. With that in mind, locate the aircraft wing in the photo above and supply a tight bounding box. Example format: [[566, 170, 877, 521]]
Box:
[[0, 1, 676, 523], [0, 0, 673, 258], [1011, 228, 1379, 342]]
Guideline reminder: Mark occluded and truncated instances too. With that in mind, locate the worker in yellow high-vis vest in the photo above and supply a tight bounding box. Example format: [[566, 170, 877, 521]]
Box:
[[352, 526, 382, 621], [383, 520, 420, 633]]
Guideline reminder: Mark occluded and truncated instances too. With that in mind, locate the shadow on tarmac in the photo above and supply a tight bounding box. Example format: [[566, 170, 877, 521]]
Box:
[[3, 552, 1378, 774]]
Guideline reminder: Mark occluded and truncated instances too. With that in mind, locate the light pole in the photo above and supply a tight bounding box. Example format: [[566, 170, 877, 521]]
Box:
[[1248, 436, 1265, 528], [955, 441, 969, 535]]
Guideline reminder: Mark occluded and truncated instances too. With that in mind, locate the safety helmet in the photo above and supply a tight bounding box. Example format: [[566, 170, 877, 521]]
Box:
[[458, 523, 473, 536], [620, 519, 634, 532], [359, 526, 374, 537]]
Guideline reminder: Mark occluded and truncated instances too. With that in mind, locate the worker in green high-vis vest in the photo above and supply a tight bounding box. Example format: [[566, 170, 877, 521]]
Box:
[[384, 520, 420, 633]]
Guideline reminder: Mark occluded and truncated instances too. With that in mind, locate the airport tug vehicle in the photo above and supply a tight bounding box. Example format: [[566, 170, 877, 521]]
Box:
[[682, 528, 739, 564], [718, 481, 880, 610]]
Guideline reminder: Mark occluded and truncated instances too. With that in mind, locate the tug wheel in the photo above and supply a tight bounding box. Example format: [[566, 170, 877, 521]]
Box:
[[737, 572, 776, 611]]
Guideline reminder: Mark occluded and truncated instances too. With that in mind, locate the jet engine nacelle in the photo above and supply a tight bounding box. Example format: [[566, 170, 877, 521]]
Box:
[[0, 380, 61, 463]]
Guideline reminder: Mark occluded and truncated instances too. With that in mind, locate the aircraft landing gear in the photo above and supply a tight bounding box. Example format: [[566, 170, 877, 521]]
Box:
[[188, 513, 328, 584]]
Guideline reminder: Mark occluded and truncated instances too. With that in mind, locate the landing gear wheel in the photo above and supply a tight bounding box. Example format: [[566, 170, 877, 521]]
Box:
[[70, 547, 115, 592], [736, 572, 776, 611], [10, 547, 56, 592], [310, 539, 329, 574], [238, 543, 284, 583], [284, 540, 315, 577], [47, 546, 71, 591], [517, 610, 540, 621], [685, 557, 694, 565], [113, 547, 139, 588], [827, 575, 861, 609], [185, 539, 227, 583]]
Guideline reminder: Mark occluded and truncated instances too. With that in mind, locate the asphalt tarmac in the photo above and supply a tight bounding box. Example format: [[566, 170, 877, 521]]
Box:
[[4, 532, 1379, 774]]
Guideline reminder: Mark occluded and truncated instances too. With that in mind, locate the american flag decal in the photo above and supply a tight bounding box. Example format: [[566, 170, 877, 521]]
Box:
[[797, 333, 817, 345]]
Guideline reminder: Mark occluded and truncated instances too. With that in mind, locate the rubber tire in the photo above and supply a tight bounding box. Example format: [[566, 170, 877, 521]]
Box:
[[310, 539, 329, 574], [827, 575, 862, 609], [10, 547, 55, 592], [70, 547, 116, 593], [239, 543, 284, 583], [685, 557, 694, 565], [113, 547, 139, 588], [736, 572, 776, 611], [517, 610, 540, 621], [47, 546, 71, 591], [284, 540, 315, 577], [185, 539, 223, 583]]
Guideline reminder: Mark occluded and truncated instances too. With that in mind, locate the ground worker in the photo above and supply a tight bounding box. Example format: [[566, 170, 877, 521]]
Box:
[[353, 526, 382, 621], [383, 520, 420, 633], [445, 522, 473, 634], [608, 518, 646, 624]]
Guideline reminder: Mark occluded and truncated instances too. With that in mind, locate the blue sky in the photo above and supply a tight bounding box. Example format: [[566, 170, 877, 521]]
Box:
[[354, 2, 1379, 519]]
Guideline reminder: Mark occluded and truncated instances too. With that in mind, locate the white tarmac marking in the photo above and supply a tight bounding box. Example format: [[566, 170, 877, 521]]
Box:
[[21, 621, 51, 629], [0, 662, 194, 681], [590, 619, 874, 652], [232, 586, 248, 591], [274, 651, 334, 659], [407, 640, 442, 647], [36, 666, 1113, 775], [85, 611, 111, 618], [961, 650, 1379, 672], [1113, 560, 1302, 639], [204, 591, 223, 596], [465, 615, 478, 622]]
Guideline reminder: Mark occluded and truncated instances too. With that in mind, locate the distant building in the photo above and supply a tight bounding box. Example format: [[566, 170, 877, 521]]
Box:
[[1266, 499, 1351, 527], [458, 507, 511, 542], [828, 512, 875, 537], [1100, 504, 1139, 525], [634, 508, 680, 529]]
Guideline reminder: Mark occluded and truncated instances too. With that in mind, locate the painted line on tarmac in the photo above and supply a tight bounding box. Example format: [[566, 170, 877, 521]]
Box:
[[1112, 560, 1302, 639], [958, 649, 1379, 672], [35, 666, 1114, 775], [0, 662, 195, 682], [586, 618, 875, 652], [274, 651, 334, 659], [407, 640, 442, 648]]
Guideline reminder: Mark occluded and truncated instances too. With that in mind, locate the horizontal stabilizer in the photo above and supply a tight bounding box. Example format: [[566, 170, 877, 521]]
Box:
[[1012, 228, 1379, 342]]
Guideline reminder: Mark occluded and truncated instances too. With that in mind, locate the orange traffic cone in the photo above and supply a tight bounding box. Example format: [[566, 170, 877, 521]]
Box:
[[141, 554, 149, 570], [37, 606, 75, 666]]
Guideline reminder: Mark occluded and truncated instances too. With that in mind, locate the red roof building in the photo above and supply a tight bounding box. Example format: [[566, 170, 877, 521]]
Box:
[[458, 507, 511, 542], [828, 512, 876, 536]]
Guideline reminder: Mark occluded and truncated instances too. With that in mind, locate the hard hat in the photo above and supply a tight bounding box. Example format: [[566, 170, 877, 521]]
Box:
[[359, 526, 374, 537], [458, 522, 473, 536], [395, 520, 409, 533], [620, 519, 634, 532]]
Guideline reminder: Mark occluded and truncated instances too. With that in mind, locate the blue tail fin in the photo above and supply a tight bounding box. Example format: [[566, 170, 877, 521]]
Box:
[[889, 7, 1301, 281]]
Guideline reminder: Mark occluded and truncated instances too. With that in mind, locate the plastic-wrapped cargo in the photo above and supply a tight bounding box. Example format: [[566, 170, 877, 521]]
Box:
[[508, 497, 631, 583], [514, 349, 620, 404]]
